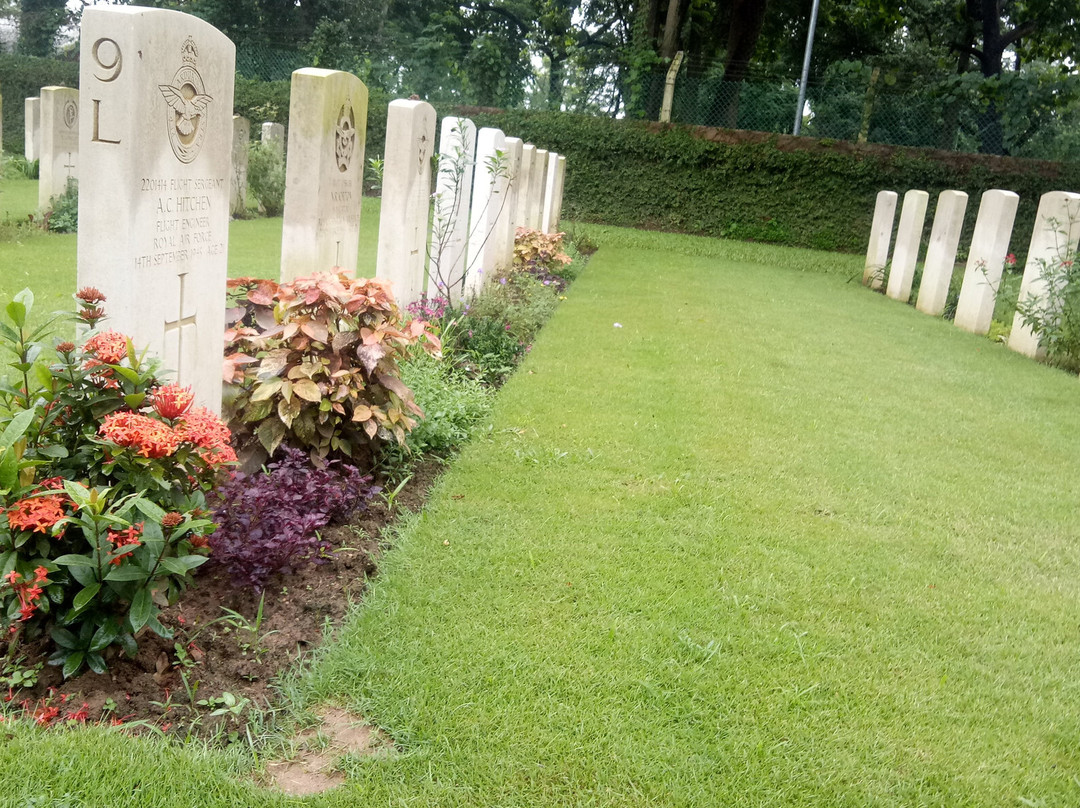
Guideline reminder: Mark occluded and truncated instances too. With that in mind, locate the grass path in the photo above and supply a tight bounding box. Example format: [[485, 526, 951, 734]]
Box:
[[3, 227, 1080, 806]]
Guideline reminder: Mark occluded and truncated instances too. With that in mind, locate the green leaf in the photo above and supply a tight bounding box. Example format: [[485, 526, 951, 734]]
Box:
[[0, 446, 17, 491], [50, 627, 79, 649], [257, 418, 287, 456], [62, 651, 85, 680], [128, 587, 153, 632], [124, 393, 147, 410], [89, 621, 120, 653], [34, 444, 69, 459], [0, 408, 36, 449], [146, 612, 173, 640], [105, 565, 149, 582], [54, 553, 96, 568], [85, 652, 107, 675], [111, 366, 142, 386], [177, 554, 209, 570], [117, 632, 138, 658], [5, 300, 27, 329], [73, 582, 101, 612], [159, 557, 190, 576], [250, 377, 283, 402], [62, 480, 91, 508], [134, 498, 167, 523]]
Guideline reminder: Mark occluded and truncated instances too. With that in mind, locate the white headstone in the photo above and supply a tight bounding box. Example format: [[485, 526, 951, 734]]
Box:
[[429, 116, 476, 301], [261, 121, 284, 157], [953, 191, 1020, 336], [38, 86, 79, 209], [1008, 192, 1080, 358], [864, 190, 898, 289], [528, 148, 548, 231], [885, 189, 929, 302], [376, 99, 436, 307], [77, 7, 235, 413], [280, 68, 367, 281], [915, 191, 968, 316], [24, 97, 40, 162], [497, 137, 523, 273], [463, 127, 507, 299], [541, 151, 559, 233], [549, 155, 567, 232], [513, 143, 535, 232], [231, 115, 249, 218]]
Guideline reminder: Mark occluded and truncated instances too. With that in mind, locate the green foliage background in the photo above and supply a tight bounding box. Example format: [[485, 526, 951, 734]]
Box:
[[466, 108, 1080, 254], [3, 54, 1076, 256]]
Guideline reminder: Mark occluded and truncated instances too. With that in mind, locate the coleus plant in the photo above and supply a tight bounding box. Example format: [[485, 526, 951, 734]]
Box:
[[223, 272, 440, 463]]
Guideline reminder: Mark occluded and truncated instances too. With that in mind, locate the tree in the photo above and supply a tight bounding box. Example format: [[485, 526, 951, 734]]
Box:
[[16, 0, 68, 56]]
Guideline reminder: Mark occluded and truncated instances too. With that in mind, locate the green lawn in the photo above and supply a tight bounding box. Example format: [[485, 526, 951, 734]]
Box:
[[3, 193, 1080, 806], [0, 176, 383, 330]]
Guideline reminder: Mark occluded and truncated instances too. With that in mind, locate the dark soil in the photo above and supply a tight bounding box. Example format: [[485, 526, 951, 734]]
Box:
[[7, 459, 444, 735]]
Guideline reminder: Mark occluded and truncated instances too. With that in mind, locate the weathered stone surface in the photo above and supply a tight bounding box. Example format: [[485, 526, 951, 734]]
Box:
[[863, 190, 897, 289], [24, 97, 40, 162], [429, 116, 476, 301], [231, 115, 249, 217], [527, 148, 548, 230], [463, 126, 507, 299], [915, 190, 968, 316], [549, 155, 566, 232], [513, 143, 535, 233], [541, 151, 559, 234], [261, 121, 284, 156], [38, 86, 79, 209], [1008, 191, 1080, 358], [280, 68, 367, 281], [886, 189, 929, 302], [954, 190, 1020, 336], [375, 99, 436, 306], [77, 7, 235, 412], [495, 136, 523, 273]]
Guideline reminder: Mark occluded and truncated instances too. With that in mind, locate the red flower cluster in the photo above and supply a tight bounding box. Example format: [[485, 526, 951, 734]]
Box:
[[152, 384, 195, 419], [6, 491, 68, 536], [3, 567, 49, 621], [82, 330, 129, 365], [107, 523, 143, 565], [99, 411, 181, 458], [176, 406, 237, 465]]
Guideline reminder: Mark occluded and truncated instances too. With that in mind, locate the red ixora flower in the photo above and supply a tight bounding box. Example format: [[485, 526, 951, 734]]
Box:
[[107, 523, 143, 564], [176, 406, 237, 465], [99, 411, 181, 459], [75, 287, 106, 304], [3, 567, 49, 621], [152, 384, 195, 420], [6, 492, 68, 536], [82, 330, 129, 366]]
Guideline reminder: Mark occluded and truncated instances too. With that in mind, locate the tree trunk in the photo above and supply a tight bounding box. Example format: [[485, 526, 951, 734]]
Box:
[[715, 0, 769, 128], [548, 52, 566, 111], [659, 0, 683, 60], [976, 0, 1007, 154]]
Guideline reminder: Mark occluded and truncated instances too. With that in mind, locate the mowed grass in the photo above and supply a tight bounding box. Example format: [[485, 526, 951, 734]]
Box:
[[0, 176, 383, 331], [2, 203, 1080, 805]]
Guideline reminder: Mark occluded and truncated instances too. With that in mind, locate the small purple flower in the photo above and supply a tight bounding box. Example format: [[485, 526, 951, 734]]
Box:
[[499, 277, 507, 285]]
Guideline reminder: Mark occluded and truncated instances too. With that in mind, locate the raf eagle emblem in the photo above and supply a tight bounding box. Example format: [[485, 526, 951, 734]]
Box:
[[160, 36, 212, 164]]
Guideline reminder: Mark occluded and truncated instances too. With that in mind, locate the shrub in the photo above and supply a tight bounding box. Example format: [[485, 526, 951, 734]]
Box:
[[513, 228, 574, 291], [247, 141, 286, 216], [396, 353, 492, 455], [208, 447, 379, 592], [1016, 226, 1080, 372], [223, 272, 439, 466], [469, 272, 560, 345], [452, 313, 528, 386], [44, 178, 78, 233], [0, 289, 231, 677]]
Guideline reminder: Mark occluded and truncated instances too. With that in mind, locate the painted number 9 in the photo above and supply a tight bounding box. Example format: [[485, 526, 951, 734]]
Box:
[[92, 38, 122, 82]]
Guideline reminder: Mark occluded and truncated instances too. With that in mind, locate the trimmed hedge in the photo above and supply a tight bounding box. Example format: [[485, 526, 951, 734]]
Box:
[[0, 54, 79, 155], [461, 108, 1080, 255]]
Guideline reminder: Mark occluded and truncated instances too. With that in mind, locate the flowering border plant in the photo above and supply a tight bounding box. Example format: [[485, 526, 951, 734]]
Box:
[[1, 289, 230, 678]]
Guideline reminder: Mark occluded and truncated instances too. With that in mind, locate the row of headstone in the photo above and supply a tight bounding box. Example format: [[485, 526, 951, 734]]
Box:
[[864, 188, 1080, 360], [68, 5, 569, 416]]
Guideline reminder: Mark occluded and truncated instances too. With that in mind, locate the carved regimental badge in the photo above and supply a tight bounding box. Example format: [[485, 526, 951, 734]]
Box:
[[159, 37, 212, 164], [335, 103, 356, 173], [62, 100, 78, 130]]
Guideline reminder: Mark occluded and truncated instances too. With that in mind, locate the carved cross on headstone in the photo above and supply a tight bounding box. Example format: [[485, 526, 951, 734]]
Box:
[[163, 273, 197, 382], [64, 153, 75, 178]]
